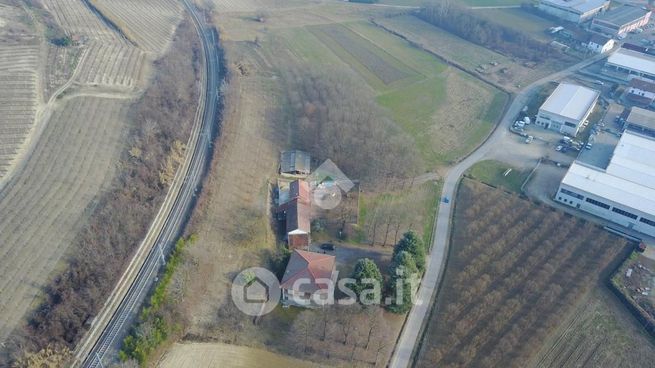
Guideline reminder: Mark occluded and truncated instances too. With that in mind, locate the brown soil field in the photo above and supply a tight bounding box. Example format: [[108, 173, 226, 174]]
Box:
[[0, 96, 129, 343], [159, 342, 326, 368], [0, 3, 40, 180], [531, 287, 655, 368], [90, 0, 182, 54], [415, 179, 629, 368]]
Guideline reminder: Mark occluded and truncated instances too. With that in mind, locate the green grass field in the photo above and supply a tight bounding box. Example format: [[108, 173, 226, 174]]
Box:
[[279, 20, 505, 167], [476, 8, 559, 41], [465, 160, 530, 193]]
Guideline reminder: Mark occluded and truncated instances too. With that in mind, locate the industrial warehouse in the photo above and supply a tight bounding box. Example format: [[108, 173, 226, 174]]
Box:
[[538, 0, 609, 23], [591, 5, 651, 37], [605, 47, 655, 81], [535, 83, 600, 136], [556, 131, 655, 237]]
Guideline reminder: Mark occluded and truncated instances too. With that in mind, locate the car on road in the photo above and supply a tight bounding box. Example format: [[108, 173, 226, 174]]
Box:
[[443, 197, 450, 204], [320, 243, 335, 251], [555, 145, 563, 151], [593, 80, 604, 86], [525, 135, 534, 144]]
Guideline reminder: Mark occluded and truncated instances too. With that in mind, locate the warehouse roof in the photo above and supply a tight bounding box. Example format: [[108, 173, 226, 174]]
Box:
[[593, 5, 650, 27], [541, 0, 608, 13], [539, 83, 599, 121], [626, 107, 655, 131], [607, 48, 655, 76], [607, 130, 655, 188], [562, 131, 655, 215]]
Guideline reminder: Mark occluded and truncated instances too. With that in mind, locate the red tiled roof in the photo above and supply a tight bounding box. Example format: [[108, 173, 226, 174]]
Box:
[[289, 180, 310, 204], [286, 200, 311, 234], [280, 250, 335, 293]]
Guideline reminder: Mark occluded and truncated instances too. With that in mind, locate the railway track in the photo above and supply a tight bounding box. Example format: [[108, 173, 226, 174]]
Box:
[[72, 1, 221, 366]]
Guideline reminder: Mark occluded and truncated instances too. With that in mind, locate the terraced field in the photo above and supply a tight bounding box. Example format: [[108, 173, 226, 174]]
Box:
[[0, 96, 129, 343], [0, 45, 39, 179], [0, 0, 185, 345], [90, 0, 183, 53], [75, 41, 145, 87], [44, 0, 122, 43]]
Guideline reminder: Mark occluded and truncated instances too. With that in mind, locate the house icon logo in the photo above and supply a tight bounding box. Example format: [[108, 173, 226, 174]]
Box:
[[231, 267, 280, 316], [307, 159, 354, 210]]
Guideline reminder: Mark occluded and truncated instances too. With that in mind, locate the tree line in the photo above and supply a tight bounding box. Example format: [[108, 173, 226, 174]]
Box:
[[418, 0, 562, 62]]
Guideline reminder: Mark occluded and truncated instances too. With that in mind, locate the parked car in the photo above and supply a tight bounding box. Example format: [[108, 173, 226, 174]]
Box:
[[320, 243, 335, 251], [525, 135, 534, 144]]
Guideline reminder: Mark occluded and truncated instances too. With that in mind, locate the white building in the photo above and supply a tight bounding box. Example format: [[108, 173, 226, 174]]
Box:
[[626, 78, 655, 106], [556, 131, 655, 237], [538, 0, 610, 23], [606, 48, 655, 81], [535, 83, 600, 136], [587, 34, 615, 54], [624, 106, 655, 138]]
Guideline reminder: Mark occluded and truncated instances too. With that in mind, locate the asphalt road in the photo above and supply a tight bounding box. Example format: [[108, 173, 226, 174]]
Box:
[[74, 2, 220, 367], [388, 53, 609, 368]]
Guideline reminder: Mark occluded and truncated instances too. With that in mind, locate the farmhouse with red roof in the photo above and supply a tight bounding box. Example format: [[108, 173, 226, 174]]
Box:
[[280, 250, 336, 307]]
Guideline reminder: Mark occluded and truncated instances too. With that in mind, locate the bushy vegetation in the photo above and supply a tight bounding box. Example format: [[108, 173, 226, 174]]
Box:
[[385, 231, 425, 313], [419, 0, 560, 62], [11, 19, 202, 360], [119, 236, 194, 365], [281, 66, 423, 183], [416, 180, 627, 367], [351, 258, 384, 304]]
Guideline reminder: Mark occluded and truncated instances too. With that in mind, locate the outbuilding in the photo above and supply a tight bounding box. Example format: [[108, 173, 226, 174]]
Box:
[[587, 34, 615, 54], [280, 150, 311, 177], [535, 83, 600, 136]]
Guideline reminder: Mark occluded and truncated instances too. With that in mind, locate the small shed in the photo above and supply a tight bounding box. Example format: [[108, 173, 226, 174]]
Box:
[[280, 150, 311, 177]]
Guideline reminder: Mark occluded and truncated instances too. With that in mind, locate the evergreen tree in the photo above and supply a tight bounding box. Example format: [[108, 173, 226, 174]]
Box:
[[393, 231, 426, 273], [386, 251, 419, 314], [351, 258, 383, 304]]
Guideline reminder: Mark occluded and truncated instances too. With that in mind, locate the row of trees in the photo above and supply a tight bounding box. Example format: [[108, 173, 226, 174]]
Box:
[[419, 0, 562, 62], [8, 19, 204, 362], [350, 231, 426, 313], [416, 180, 627, 368]]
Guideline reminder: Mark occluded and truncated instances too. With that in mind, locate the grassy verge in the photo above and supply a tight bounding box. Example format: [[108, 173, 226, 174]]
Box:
[[357, 180, 441, 246], [465, 160, 530, 193], [119, 235, 195, 365]]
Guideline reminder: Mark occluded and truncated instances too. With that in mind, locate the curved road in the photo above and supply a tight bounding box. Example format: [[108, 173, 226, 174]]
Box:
[[74, 1, 220, 367], [389, 53, 608, 368]]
